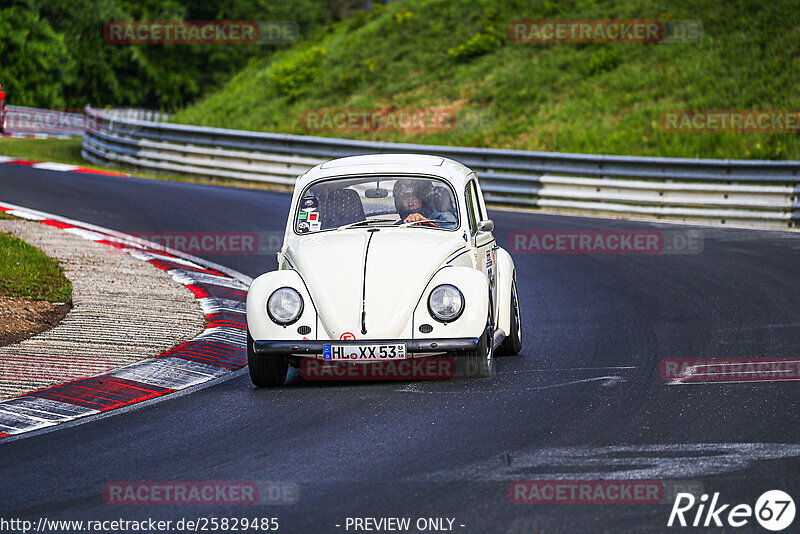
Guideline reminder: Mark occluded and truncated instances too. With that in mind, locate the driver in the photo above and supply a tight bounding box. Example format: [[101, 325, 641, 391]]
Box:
[[393, 179, 456, 228]]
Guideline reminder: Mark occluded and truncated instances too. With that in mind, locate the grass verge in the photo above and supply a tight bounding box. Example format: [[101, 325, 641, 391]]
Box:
[[0, 138, 86, 166], [0, 231, 72, 303]]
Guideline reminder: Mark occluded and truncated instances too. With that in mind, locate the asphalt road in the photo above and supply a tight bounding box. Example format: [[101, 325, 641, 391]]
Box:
[[2, 166, 800, 533]]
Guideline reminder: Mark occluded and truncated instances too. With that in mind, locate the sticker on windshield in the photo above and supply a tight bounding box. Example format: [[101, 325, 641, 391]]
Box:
[[298, 221, 310, 233], [308, 212, 319, 222], [298, 211, 308, 220], [309, 221, 321, 231], [301, 196, 319, 209]]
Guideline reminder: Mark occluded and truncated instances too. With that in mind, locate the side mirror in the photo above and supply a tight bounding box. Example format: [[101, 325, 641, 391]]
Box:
[[478, 219, 494, 233]]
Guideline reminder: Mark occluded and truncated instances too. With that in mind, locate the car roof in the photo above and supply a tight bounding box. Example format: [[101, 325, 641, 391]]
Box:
[[296, 153, 474, 191]]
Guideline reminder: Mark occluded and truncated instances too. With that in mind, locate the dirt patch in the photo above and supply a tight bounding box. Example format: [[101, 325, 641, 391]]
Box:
[[0, 296, 71, 347]]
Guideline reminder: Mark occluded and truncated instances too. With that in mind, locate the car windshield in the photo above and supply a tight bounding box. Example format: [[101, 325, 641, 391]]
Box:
[[294, 176, 459, 233]]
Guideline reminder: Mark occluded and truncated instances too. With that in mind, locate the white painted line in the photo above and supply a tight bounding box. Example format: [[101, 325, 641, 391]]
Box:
[[0, 407, 54, 424], [418, 443, 800, 482], [398, 375, 625, 394], [196, 327, 246, 345], [0, 408, 60, 434], [0, 156, 16, 163], [0, 422, 25, 433], [169, 269, 248, 290], [0, 396, 98, 419], [63, 227, 112, 241], [524, 375, 625, 389], [6, 210, 44, 221], [510, 366, 637, 374], [109, 357, 228, 390], [199, 326, 247, 335], [127, 250, 204, 269], [32, 162, 80, 172], [198, 297, 247, 315]]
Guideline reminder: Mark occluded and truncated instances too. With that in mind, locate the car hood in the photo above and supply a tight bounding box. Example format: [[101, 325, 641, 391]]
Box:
[[285, 228, 468, 339]]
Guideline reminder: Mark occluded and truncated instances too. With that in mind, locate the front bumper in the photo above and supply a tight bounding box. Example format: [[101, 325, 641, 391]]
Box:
[[253, 338, 479, 357]]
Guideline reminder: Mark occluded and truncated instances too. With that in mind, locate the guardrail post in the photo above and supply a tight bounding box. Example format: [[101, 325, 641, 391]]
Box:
[[793, 183, 800, 228]]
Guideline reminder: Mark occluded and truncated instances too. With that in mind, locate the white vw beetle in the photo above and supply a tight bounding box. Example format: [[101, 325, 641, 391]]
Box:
[[246, 154, 522, 386]]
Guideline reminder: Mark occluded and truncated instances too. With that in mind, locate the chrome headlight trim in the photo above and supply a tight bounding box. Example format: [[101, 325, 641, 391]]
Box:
[[266, 287, 304, 325], [427, 284, 465, 323]]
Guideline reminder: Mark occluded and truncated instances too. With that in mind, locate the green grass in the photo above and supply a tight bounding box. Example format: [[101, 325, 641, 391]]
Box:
[[0, 232, 72, 303], [0, 138, 86, 166], [172, 0, 800, 160]]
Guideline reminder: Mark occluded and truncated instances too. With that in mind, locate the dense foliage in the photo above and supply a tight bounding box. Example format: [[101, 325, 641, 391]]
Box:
[[173, 0, 800, 159], [0, 0, 347, 110]]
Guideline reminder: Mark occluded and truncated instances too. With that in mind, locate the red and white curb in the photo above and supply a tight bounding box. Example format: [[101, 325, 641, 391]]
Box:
[[0, 155, 128, 176], [0, 201, 252, 438], [2, 132, 75, 140]]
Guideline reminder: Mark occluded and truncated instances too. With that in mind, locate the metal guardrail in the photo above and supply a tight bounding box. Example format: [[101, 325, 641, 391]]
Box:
[[82, 106, 800, 228], [98, 108, 170, 122], [1, 106, 168, 138], [3, 106, 84, 137]]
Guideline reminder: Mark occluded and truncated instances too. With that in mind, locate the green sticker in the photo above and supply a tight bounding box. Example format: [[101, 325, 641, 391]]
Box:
[[298, 211, 308, 220]]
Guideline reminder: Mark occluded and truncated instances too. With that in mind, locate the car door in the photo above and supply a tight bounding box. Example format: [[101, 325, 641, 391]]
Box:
[[465, 178, 498, 325]]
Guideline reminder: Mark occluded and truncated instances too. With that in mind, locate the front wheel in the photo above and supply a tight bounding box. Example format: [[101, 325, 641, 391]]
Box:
[[497, 279, 522, 356], [455, 325, 494, 379], [247, 329, 289, 387]]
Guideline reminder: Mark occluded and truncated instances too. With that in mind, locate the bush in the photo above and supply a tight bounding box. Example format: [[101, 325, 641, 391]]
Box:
[[270, 46, 327, 100], [0, 6, 75, 108], [584, 47, 621, 76], [447, 30, 502, 61]]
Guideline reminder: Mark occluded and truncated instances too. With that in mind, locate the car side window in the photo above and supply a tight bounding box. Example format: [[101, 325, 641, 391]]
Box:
[[464, 182, 479, 234]]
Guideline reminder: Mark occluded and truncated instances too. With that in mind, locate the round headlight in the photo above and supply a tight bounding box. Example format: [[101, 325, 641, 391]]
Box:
[[428, 284, 464, 323], [267, 287, 304, 325]]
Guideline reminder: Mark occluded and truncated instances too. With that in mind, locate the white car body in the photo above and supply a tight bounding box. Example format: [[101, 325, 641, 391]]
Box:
[[246, 154, 521, 385]]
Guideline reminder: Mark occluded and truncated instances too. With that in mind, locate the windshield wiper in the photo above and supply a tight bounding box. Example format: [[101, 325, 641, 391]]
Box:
[[336, 218, 397, 231], [399, 219, 452, 228]]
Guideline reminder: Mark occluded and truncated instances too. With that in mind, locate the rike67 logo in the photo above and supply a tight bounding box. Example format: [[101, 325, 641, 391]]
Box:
[[668, 490, 795, 531]]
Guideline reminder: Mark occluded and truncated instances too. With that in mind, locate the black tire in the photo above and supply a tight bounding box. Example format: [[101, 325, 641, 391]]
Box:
[[497, 279, 523, 356], [247, 329, 289, 387], [455, 324, 494, 379]]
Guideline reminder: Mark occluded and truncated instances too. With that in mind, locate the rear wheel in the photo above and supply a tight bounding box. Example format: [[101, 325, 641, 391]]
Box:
[[497, 279, 522, 356], [247, 329, 289, 387]]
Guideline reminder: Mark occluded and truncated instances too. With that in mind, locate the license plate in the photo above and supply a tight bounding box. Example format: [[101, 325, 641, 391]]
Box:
[[323, 343, 407, 361]]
